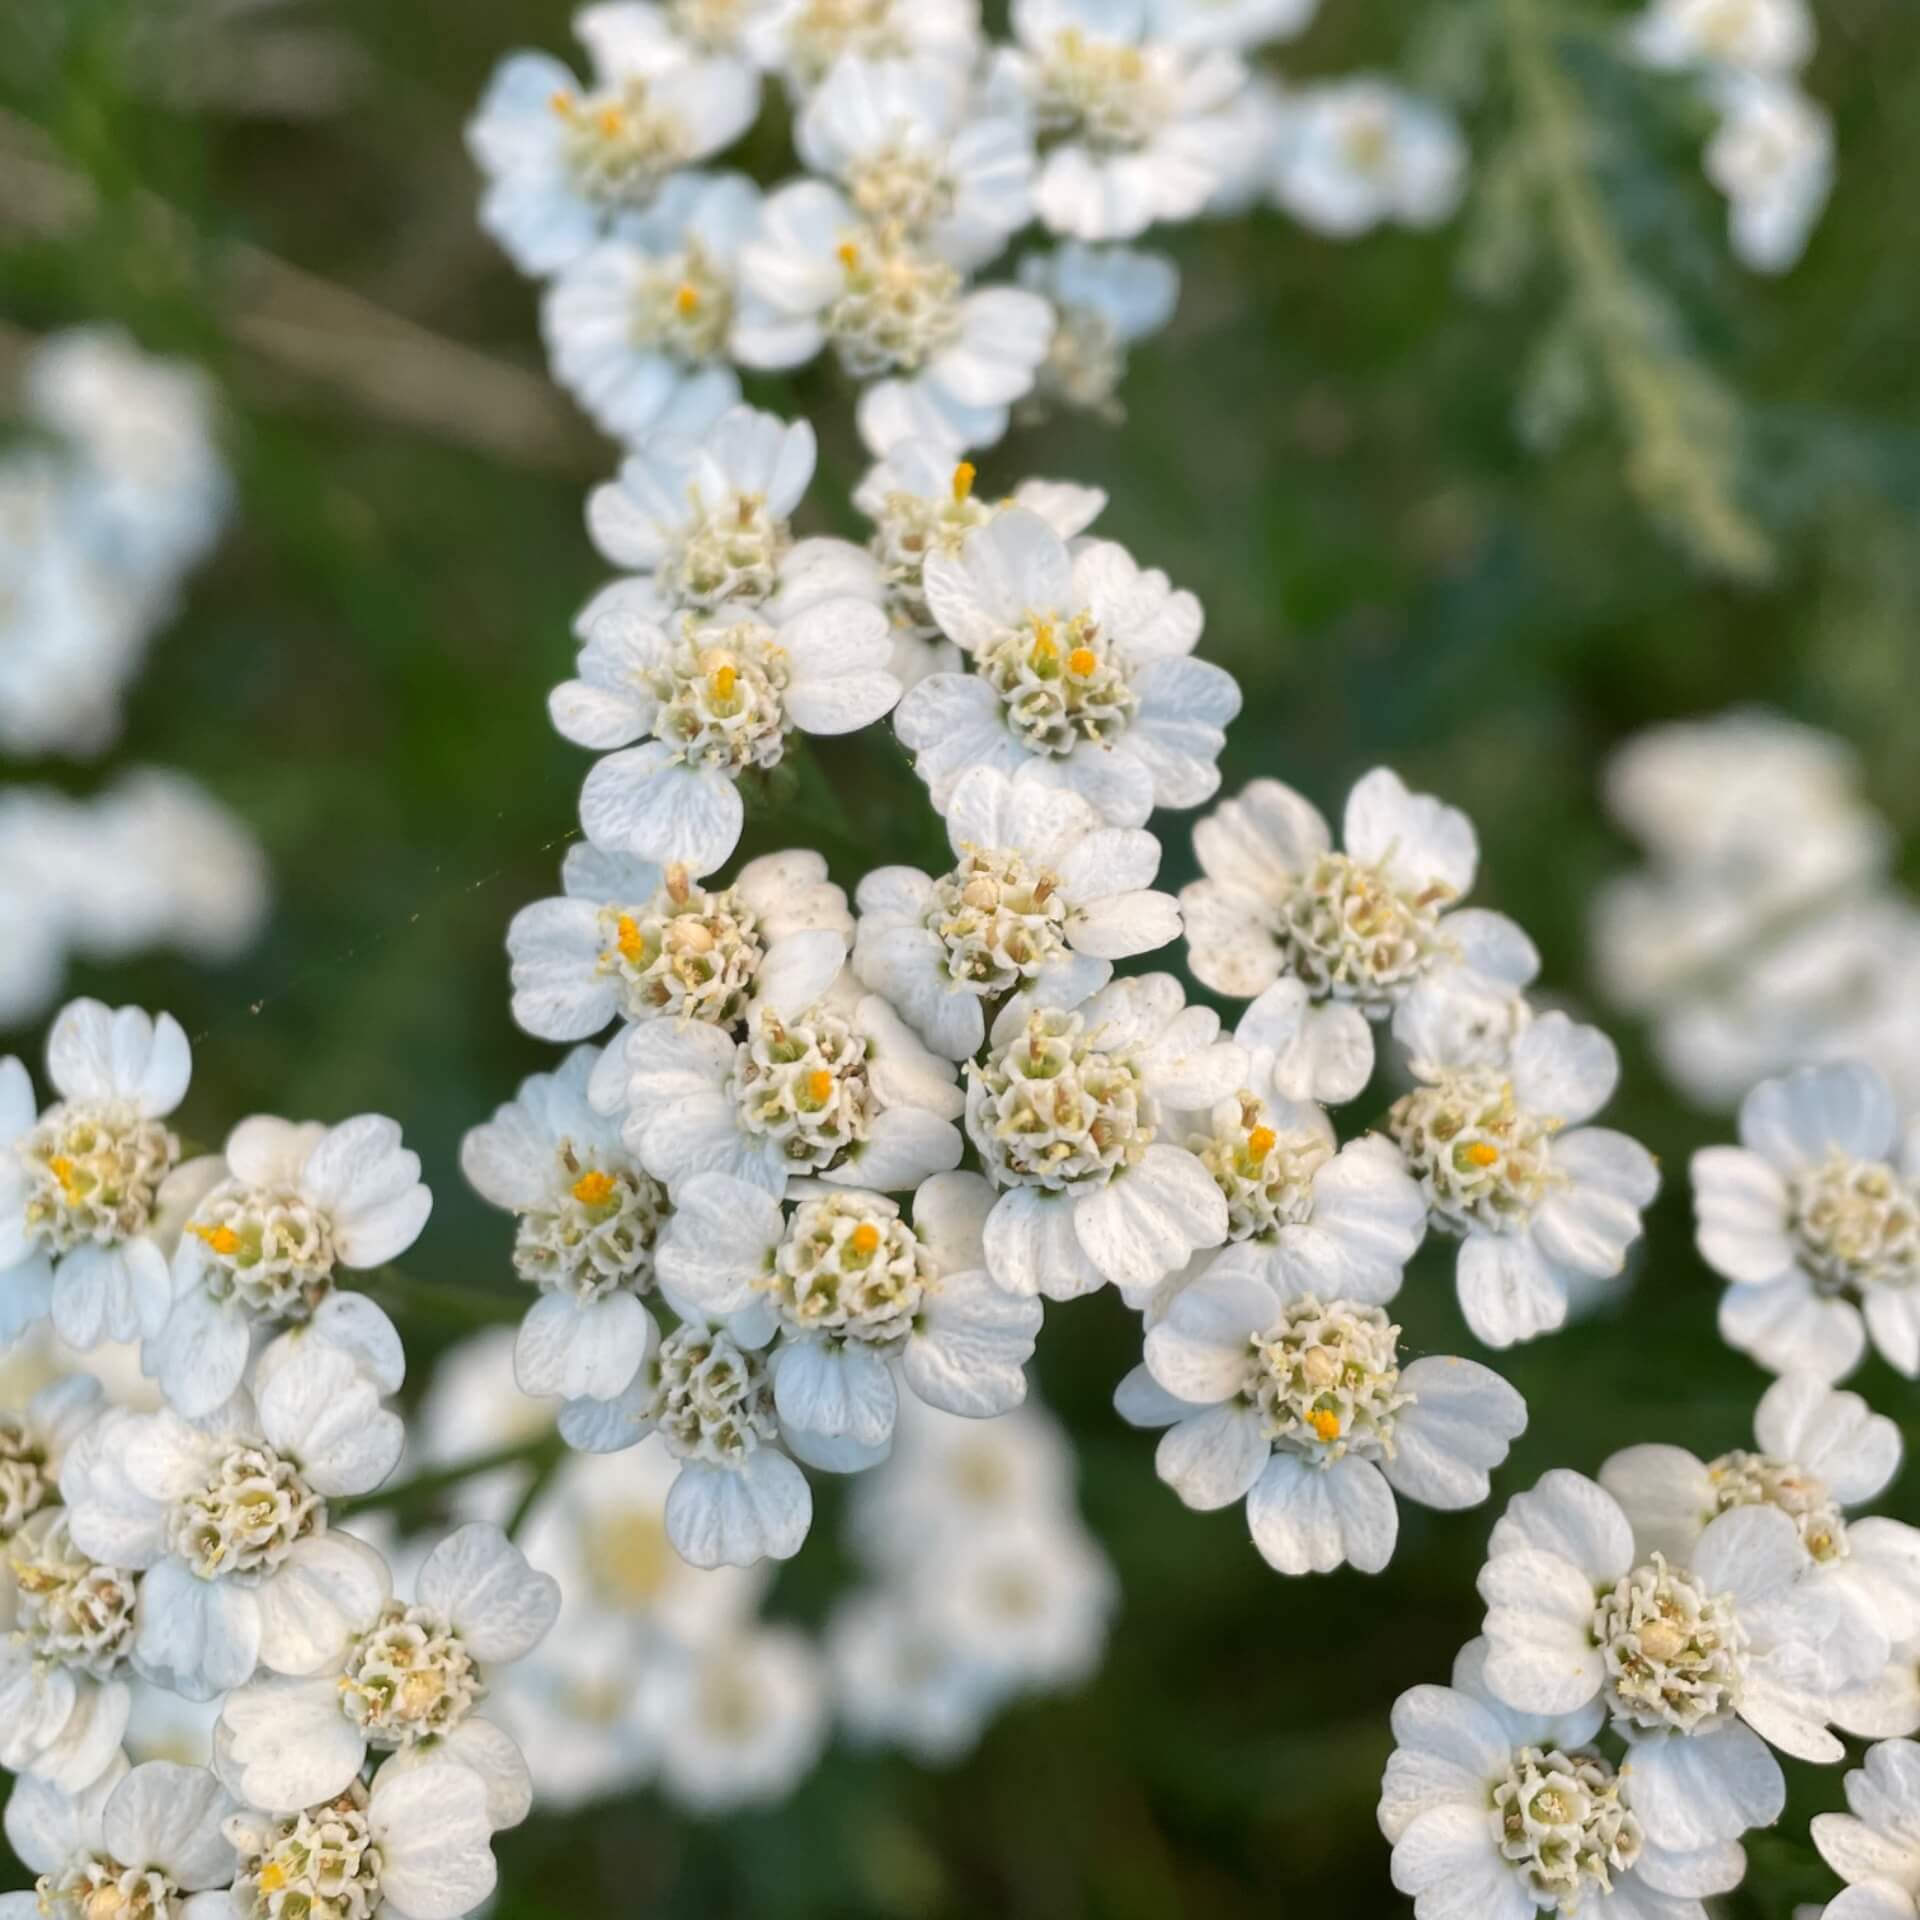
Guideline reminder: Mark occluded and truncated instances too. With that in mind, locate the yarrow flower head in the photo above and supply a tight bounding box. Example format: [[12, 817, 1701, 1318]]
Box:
[[965, 973, 1245, 1300], [1478, 1469, 1857, 1858], [854, 763, 1182, 1060], [467, 4, 759, 276], [1694, 1061, 1920, 1381], [745, 0, 982, 101], [1388, 1011, 1659, 1349], [896, 507, 1239, 827], [1121, 1242, 1523, 1574], [1810, 1738, 1920, 1920], [540, 169, 762, 444], [1273, 75, 1466, 238], [1014, 243, 1178, 423], [463, 1045, 672, 1404], [0, 1373, 102, 1543], [215, 1521, 559, 1831], [145, 1113, 430, 1419], [1378, 1636, 1748, 1918], [58, 1341, 400, 1700], [1, 1000, 196, 1356], [656, 1168, 1040, 1468]]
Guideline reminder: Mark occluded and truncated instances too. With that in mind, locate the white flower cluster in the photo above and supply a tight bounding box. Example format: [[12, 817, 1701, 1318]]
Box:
[[1383, 1371, 1920, 1919], [0, 1000, 557, 1920], [1594, 710, 1920, 1113], [1629, 0, 1833, 272]]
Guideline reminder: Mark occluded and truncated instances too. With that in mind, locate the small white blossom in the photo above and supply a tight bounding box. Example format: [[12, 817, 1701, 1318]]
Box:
[[506, 842, 851, 1046], [467, 6, 758, 276], [1, 1757, 237, 1920], [1631, 0, 1814, 77], [1148, 0, 1316, 49], [657, 1169, 1041, 1465], [215, 1521, 559, 1831], [0, 1373, 103, 1542], [996, 0, 1247, 241], [897, 508, 1239, 825], [746, 0, 982, 102], [540, 170, 761, 443], [828, 1586, 1001, 1763], [1706, 74, 1833, 274], [462, 1046, 670, 1404], [1390, 1012, 1659, 1348], [1380, 1636, 1735, 1919], [855, 763, 1181, 1059], [1275, 76, 1466, 238], [1479, 1469, 1854, 1853], [1696, 1062, 1920, 1381], [967, 973, 1245, 1300], [58, 1340, 399, 1699], [1, 1001, 197, 1356], [146, 1113, 429, 1419], [1811, 1740, 1920, 1920], [1015, 243, 1178, 424], [1123, 1243, 1523, 1574]]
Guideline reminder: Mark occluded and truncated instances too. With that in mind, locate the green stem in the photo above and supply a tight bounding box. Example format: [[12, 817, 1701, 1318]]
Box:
[[338, 1430, 564, 1521], [364, 1265, 524, 1328], [505, 1439, 566, 1542]]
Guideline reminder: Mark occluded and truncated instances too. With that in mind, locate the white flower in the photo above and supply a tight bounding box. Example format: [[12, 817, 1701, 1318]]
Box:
[[1015, 243, 1178, 423], [1812, 1740, 1920, 1920], [505, 842, 850, 1046], [1706, 74, 1833, 274], [467, 7, 758, 276], [1479, 1469, 1854, 1851], [795, 56, 1035, 270], [1, 1757, 237, 1920], [1389, 1012, 1659, 1347], [1631, 0, 1814, 76], [828, 1587, 1000, 1764], [1148, 0, 1317, 48], [215, 1521, 559, 1831], [146, 1113, 429, 1419], [1199, 71, 1294, 216], [597, 967, 966, 1201], [1183, 768, 1524, 1100], [1, 1000, 197, 1355], [1600, 1373, 1918, 1719], [657, 1170, 1042, 1466], [540, 170, 761, 443], [1696, 1062, 1920, 1381], [1380, 1636, 1740, 1919], [414, 1330, 558, 1530], [745, 0, 982, 100], [851, 443, 1104, 686], [554, 1319, 814, 1568], [0, 1372, 103, 1542], [1124, 1243, 1523, 1574], [224, 1755, 499, 1920], [966, 973, 1245, 1299], [735, 180, 1054, 453], [897, 508, 1239, 825], [640, 1624, 827, 1811], [58, 1340, 400, 1699], [461, 1046, 671, 1404], [1275, 76, 1466, 237], [998, 0, 1247, 241], [855, 763, 1181, 1059]]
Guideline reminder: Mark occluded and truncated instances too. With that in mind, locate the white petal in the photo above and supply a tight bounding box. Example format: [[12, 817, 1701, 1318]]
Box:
[[255, 1530, 391, 1676], [1509, 1012, 1618, 1126], [1690, 1146, 1796, 1284], [418, 1522, 561, 1663], [1245, 1453, 1397, 1575], [218, 1676, 364, 1812], [370, 1760, 497, 1920], [980, 1185, 1105, 1300], [1071, 1145, 1227, 1291], [665, 1450, 812, 1568], [1627, 1721, 1785, 1851], [1455, 1232, 1569, 1348], [1597, 1444, 1714, 1566], [133, 1558, 261, 1701], [1740, 1062, 1898, 1169], [771, 1338, 898, 1451], [513, 1290, 652, 1402], [1382, 1356, 1526, 1512], [1154, 1403, 1269, 1510], [901, 1267, 1040, 1417]]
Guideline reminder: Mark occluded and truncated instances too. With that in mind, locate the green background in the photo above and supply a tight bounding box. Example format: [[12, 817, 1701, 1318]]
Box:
[[5, 0, 1919, 1912]]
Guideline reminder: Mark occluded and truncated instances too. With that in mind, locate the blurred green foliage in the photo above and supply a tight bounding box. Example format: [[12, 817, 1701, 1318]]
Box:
[[5, 0, 1920, 1913]]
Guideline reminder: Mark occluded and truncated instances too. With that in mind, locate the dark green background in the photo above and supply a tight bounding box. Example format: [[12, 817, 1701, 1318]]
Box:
[[5, 0, 1918, 1912]]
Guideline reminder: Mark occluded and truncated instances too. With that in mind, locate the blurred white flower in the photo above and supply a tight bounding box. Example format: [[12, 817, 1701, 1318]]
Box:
[[1275, 77, 1465, 238], [746, 0, 982, 101], [1811, 1740, 1920, 1920], [1706, 74, 1833, 274], [1015, 243, 1179, 423], [1631, 0, 1814, 76]]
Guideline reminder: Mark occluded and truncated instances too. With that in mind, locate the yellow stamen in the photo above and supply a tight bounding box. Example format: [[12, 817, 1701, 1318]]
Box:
[[572, 1170, 616, 1208], [191, 1223, 242, 1258], [710, 663, 738, 701], [665, 863, 691, 905], [257, 1864, 287, 1895], [1247, 1126, 1277, 1158], [675, 283, 702, 316], [596, 105, 624, 136], [1066, 645, 1097, 677], [805, 1069, 834, 1105], [850, 1222, 881, 1256], [951, 460, 976, 502], [46, 1155, 79, 1195], [1308, 1409, 1342, 1443], [615, 913, 646, 964], [836, 241, 861, 271], [1465, 1142, 1501, 1169], [549, 89, 575, 117]]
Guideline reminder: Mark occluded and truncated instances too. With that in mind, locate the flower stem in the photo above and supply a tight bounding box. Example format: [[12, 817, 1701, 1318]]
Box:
[[340, 1429, 564, 1521], [364, 1264, 524, 1328]]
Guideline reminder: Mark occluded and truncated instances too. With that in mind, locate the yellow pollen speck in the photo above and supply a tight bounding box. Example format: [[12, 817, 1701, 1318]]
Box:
[[1247, 1126, 1277, 1158], [572, 1170, 616, 1207], [549, 89, 575, 116], [805, 1069, 834, 1105], [257, 1864, 287, 1894], [710, 662, 739, 701], [615, 913, 646, 964], [596, 105, 624, 135], [850, 1221, 881, 1256], [836, 241, 861, 270], [47, 1155, 79, 1194], [191, 1223, 242, 1257], [675, 283, 702, 316], [1465, 1142, 1501, 1169], [1066, 645, 1097, 677], [1308, 1409, 1342, 1442], [951, 460, 976, 502]]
